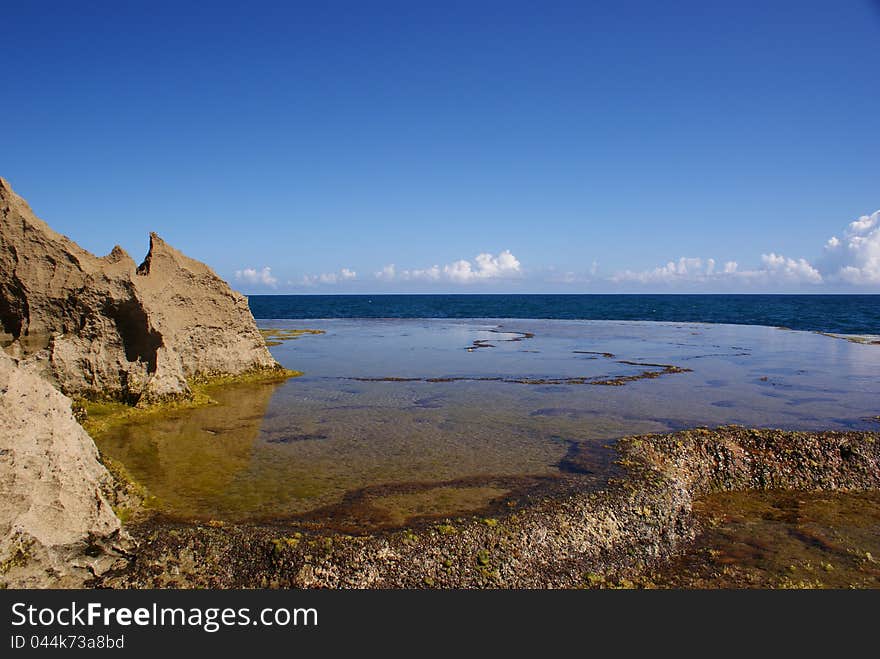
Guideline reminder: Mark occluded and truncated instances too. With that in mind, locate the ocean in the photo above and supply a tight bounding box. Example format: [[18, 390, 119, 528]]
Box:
[[248, 294, 880, 335]]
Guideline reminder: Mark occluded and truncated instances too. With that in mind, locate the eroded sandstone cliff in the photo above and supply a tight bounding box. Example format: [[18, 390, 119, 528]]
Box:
[[0, 352, 127, 587], [0, 177, 279, 403]]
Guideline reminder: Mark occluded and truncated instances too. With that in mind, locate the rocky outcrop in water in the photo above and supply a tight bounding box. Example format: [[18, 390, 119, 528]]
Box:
[[0, 352, 127, 587], [0, 177, 279, 403]]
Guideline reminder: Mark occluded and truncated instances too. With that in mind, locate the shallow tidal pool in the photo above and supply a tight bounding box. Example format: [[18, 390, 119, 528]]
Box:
[[646, 490, 880, 589], [95, 319, 880, 528]]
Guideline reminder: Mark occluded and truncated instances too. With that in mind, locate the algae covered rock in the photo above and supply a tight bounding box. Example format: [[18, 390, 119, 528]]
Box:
[[0, 177, 279, 403]]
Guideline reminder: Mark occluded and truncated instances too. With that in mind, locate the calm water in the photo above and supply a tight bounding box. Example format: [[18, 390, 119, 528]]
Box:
[[96, 319, 880, 527], [249, 295, 880, 335]]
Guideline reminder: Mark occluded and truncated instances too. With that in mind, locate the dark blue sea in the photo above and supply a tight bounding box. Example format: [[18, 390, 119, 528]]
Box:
[[248, 294, 880, 335]]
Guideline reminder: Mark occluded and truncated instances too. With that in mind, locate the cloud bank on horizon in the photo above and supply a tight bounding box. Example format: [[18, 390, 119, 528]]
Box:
[[234, 266, 278, 288], [374, 249, 522, 284], [613, 210, 878, 287], [233, 210, 880, 292], [299, 268, 357, 286]]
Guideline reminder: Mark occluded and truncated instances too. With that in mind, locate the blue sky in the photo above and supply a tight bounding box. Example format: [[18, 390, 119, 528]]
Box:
[[2, 1, 878, 293]]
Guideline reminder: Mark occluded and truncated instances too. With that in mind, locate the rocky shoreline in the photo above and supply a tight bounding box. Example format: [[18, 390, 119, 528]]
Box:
[[97, 426, 880, 588], [1, 177, 289, 587], [2, 177, 878, 589]]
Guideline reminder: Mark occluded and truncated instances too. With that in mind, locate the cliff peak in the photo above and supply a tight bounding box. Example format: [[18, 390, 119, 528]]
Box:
[[0, 179, 278, 402]]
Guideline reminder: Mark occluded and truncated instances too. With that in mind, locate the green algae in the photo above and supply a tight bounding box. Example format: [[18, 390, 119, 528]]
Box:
[[271, 536, 302, 556], [815, 331, 880, 346], [97, 453, 152, 524], [260, 328, 325, 346], [348, 361, 691, 386], [80, 367, 301, 438], [633, 490, 880, 589], [91, 379, 291, 521], [365, 486, 510, 527], [0, 538, 33, 577], [79, 368, 302, 525]]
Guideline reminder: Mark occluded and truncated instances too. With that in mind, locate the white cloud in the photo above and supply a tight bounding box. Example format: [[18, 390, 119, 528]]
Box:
[[612, 257, 720, 284], [608, 210, 880, 288], [443, 259, 477, 283], [375, 264, 397, 281], [238, 210, 879, 292], [375, 250, 522, 284], [612, 254, 821, 286], [234, 266, 278, 288], [404, 265, 442, 281], [758, 253, 822, 283], [301, 268, 357, 286], [470, 250, 521, 279], [821, 210, 880, 284]]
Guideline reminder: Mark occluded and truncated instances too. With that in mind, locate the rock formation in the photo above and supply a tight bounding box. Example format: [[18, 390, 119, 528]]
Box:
[[0, 177, 279, 403], [0, 352, 127, 587]]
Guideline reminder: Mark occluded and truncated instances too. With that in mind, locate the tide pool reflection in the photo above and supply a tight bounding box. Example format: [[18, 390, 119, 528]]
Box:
[[95, 319, 880, 527]]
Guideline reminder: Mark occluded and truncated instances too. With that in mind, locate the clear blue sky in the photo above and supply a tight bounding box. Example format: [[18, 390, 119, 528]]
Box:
[[2, 1, 879, 293]]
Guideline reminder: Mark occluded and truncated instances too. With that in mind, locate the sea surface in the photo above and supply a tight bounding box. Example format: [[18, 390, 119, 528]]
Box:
[[96, 315, 880, 528], [248, 294, 880, 335]]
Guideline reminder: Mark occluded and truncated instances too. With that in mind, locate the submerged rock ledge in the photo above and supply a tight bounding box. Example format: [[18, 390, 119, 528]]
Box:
[[101, 426, 880, 589]]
